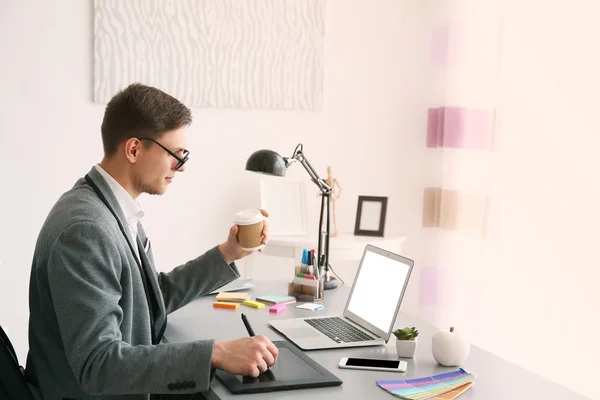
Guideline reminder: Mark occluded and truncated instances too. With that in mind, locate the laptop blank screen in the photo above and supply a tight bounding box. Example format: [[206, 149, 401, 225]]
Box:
[[346, 249, 411, 333]]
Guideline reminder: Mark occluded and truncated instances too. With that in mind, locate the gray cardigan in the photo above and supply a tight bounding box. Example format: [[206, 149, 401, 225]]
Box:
[[26, 166, 239, 400]]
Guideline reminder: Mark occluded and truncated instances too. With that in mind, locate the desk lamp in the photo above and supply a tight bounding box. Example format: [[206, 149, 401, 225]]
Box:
[[245, 143, 339, 289]]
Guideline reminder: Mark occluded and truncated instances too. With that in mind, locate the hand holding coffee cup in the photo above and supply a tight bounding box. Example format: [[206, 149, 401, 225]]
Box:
[[218, 209, 269, 265], [235, 209, 268, 251]]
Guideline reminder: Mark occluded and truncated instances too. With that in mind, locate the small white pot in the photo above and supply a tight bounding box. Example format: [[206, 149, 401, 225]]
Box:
[[395, 337, 418, 358]]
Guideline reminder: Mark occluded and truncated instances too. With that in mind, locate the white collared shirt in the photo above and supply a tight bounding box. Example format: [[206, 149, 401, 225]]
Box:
[[94, 165, 145, 259]]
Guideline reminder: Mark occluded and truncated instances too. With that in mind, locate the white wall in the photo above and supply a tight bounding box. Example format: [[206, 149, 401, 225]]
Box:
[[416, 1, 600, 399], [477, 1, 600, 398], [0, 0, 426, 372]]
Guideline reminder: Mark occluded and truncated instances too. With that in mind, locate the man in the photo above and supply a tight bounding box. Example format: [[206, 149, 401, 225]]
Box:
[[25, 83, 278, 400]]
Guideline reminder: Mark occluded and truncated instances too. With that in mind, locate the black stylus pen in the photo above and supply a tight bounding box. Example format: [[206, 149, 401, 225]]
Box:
[[242, 313, 275, 376], [241, 313, 255, 336]]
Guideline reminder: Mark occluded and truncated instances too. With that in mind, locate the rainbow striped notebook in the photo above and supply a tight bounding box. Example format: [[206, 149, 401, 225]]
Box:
[[376, 368, 475, 400]]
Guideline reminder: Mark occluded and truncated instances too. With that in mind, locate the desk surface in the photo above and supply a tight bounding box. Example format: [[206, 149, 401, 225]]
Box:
[[164, 281, 589, 400]]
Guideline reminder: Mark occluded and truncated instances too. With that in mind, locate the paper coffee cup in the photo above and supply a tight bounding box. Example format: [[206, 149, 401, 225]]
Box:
[[235, 209, 265, 251]]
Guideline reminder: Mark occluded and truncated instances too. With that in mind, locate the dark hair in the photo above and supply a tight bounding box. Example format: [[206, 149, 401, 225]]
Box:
[[101, 83, 192, 156]]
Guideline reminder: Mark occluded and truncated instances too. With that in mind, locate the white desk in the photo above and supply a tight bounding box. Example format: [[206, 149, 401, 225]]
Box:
[[164, 280, 589, 400], [244, 234, 406, 283]]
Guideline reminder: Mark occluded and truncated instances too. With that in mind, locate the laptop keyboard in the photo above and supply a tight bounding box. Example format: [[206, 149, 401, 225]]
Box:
[[305, 317, 376, 343]]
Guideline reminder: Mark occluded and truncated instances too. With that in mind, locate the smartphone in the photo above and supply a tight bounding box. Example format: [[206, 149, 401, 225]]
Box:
[[338, 357, 407, 372]]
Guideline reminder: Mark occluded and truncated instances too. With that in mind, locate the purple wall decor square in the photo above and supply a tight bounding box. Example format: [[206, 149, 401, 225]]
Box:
[[426, 107, 495, 150]]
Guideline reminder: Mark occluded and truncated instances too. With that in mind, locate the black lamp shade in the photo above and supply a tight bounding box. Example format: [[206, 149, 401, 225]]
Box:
[[245, 149, 287, 177]]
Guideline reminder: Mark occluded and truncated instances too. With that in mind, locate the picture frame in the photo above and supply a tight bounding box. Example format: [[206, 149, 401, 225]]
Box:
[[260, 178, 308, 236], [354, 196, 388, 237]]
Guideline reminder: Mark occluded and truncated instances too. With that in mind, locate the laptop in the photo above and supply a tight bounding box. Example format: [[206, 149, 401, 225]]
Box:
[[269, 244, 414, 350]]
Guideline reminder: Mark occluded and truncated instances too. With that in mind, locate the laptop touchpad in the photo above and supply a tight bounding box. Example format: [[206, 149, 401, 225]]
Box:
[[286, 327, 322, 338]]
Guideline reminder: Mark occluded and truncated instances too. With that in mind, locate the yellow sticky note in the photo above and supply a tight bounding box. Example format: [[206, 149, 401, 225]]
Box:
[[243, 300, 266, 309]]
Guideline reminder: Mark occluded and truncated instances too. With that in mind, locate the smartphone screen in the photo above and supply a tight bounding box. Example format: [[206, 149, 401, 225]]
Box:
[[345, 358, 401, 369]]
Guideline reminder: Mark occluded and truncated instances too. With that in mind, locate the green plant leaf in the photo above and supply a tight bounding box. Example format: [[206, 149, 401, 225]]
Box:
[[393, 326, 419, 340]]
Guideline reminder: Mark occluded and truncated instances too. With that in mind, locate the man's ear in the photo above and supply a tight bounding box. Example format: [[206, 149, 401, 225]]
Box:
[[124, 137, 142, 163]]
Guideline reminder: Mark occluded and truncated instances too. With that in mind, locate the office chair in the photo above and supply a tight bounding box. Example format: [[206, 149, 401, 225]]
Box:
[[0, 324, 36, 400]]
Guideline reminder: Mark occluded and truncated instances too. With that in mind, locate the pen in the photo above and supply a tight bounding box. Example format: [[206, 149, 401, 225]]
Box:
[[242, 313, 276, 376], [301, 249, 308, 274], [307, 251, 314, 275], [318, 254, 325, 277], [241, 313, 255, 336]]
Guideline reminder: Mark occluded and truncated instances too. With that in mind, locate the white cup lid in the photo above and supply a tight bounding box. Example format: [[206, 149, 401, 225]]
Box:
[[235, 209, 264, 225]]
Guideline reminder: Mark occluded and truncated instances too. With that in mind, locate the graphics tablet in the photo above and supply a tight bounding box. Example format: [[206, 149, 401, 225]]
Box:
[[215, 341, 342, 394]]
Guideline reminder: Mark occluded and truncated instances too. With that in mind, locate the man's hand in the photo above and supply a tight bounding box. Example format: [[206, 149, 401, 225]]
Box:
[[211, 336, 279, 377], [219, 209, 269, 264]]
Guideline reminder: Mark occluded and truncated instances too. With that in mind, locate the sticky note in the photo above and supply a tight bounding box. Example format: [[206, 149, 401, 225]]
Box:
[[256, 295, 296, 304], [243, 300, 265, 309], [297, 303, 324, 311], [213, 301, 240, 310], [269, 303, 287, 314], [215, 292, 248, 301]]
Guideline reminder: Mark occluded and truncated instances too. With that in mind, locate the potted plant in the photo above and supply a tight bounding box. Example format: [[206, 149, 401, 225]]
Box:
[[393, 327, 419, 358]]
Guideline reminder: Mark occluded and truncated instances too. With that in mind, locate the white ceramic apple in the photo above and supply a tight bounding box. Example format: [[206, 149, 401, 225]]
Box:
[[432, 326, 470, 367]]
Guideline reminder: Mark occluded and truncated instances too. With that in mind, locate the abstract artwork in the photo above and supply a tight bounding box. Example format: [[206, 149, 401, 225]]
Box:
[[94, 0, 325, 110]]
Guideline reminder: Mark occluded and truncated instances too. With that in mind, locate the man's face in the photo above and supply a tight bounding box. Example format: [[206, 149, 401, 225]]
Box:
[[134, 127, 188, 196]]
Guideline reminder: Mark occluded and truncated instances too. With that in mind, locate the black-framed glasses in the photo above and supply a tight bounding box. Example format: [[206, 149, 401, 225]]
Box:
[[138, 137, 190, 170]]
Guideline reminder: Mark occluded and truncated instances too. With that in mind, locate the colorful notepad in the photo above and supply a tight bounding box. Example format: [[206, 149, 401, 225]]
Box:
[[243, 300, 266, 309], [213, 301, 240, 310], [297, 303, 324, 311], [255, 295, 297, 304], [376, 368, 475, 400], [215, 292, 249, 301], [269, 303, 287, 314]]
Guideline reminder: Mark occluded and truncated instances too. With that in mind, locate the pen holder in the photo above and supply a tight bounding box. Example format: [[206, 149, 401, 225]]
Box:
[[288, 273, 324, 302]]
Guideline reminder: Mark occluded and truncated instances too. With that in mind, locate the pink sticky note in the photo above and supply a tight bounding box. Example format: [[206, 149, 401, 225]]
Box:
[[269, 303, 287, 314]]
